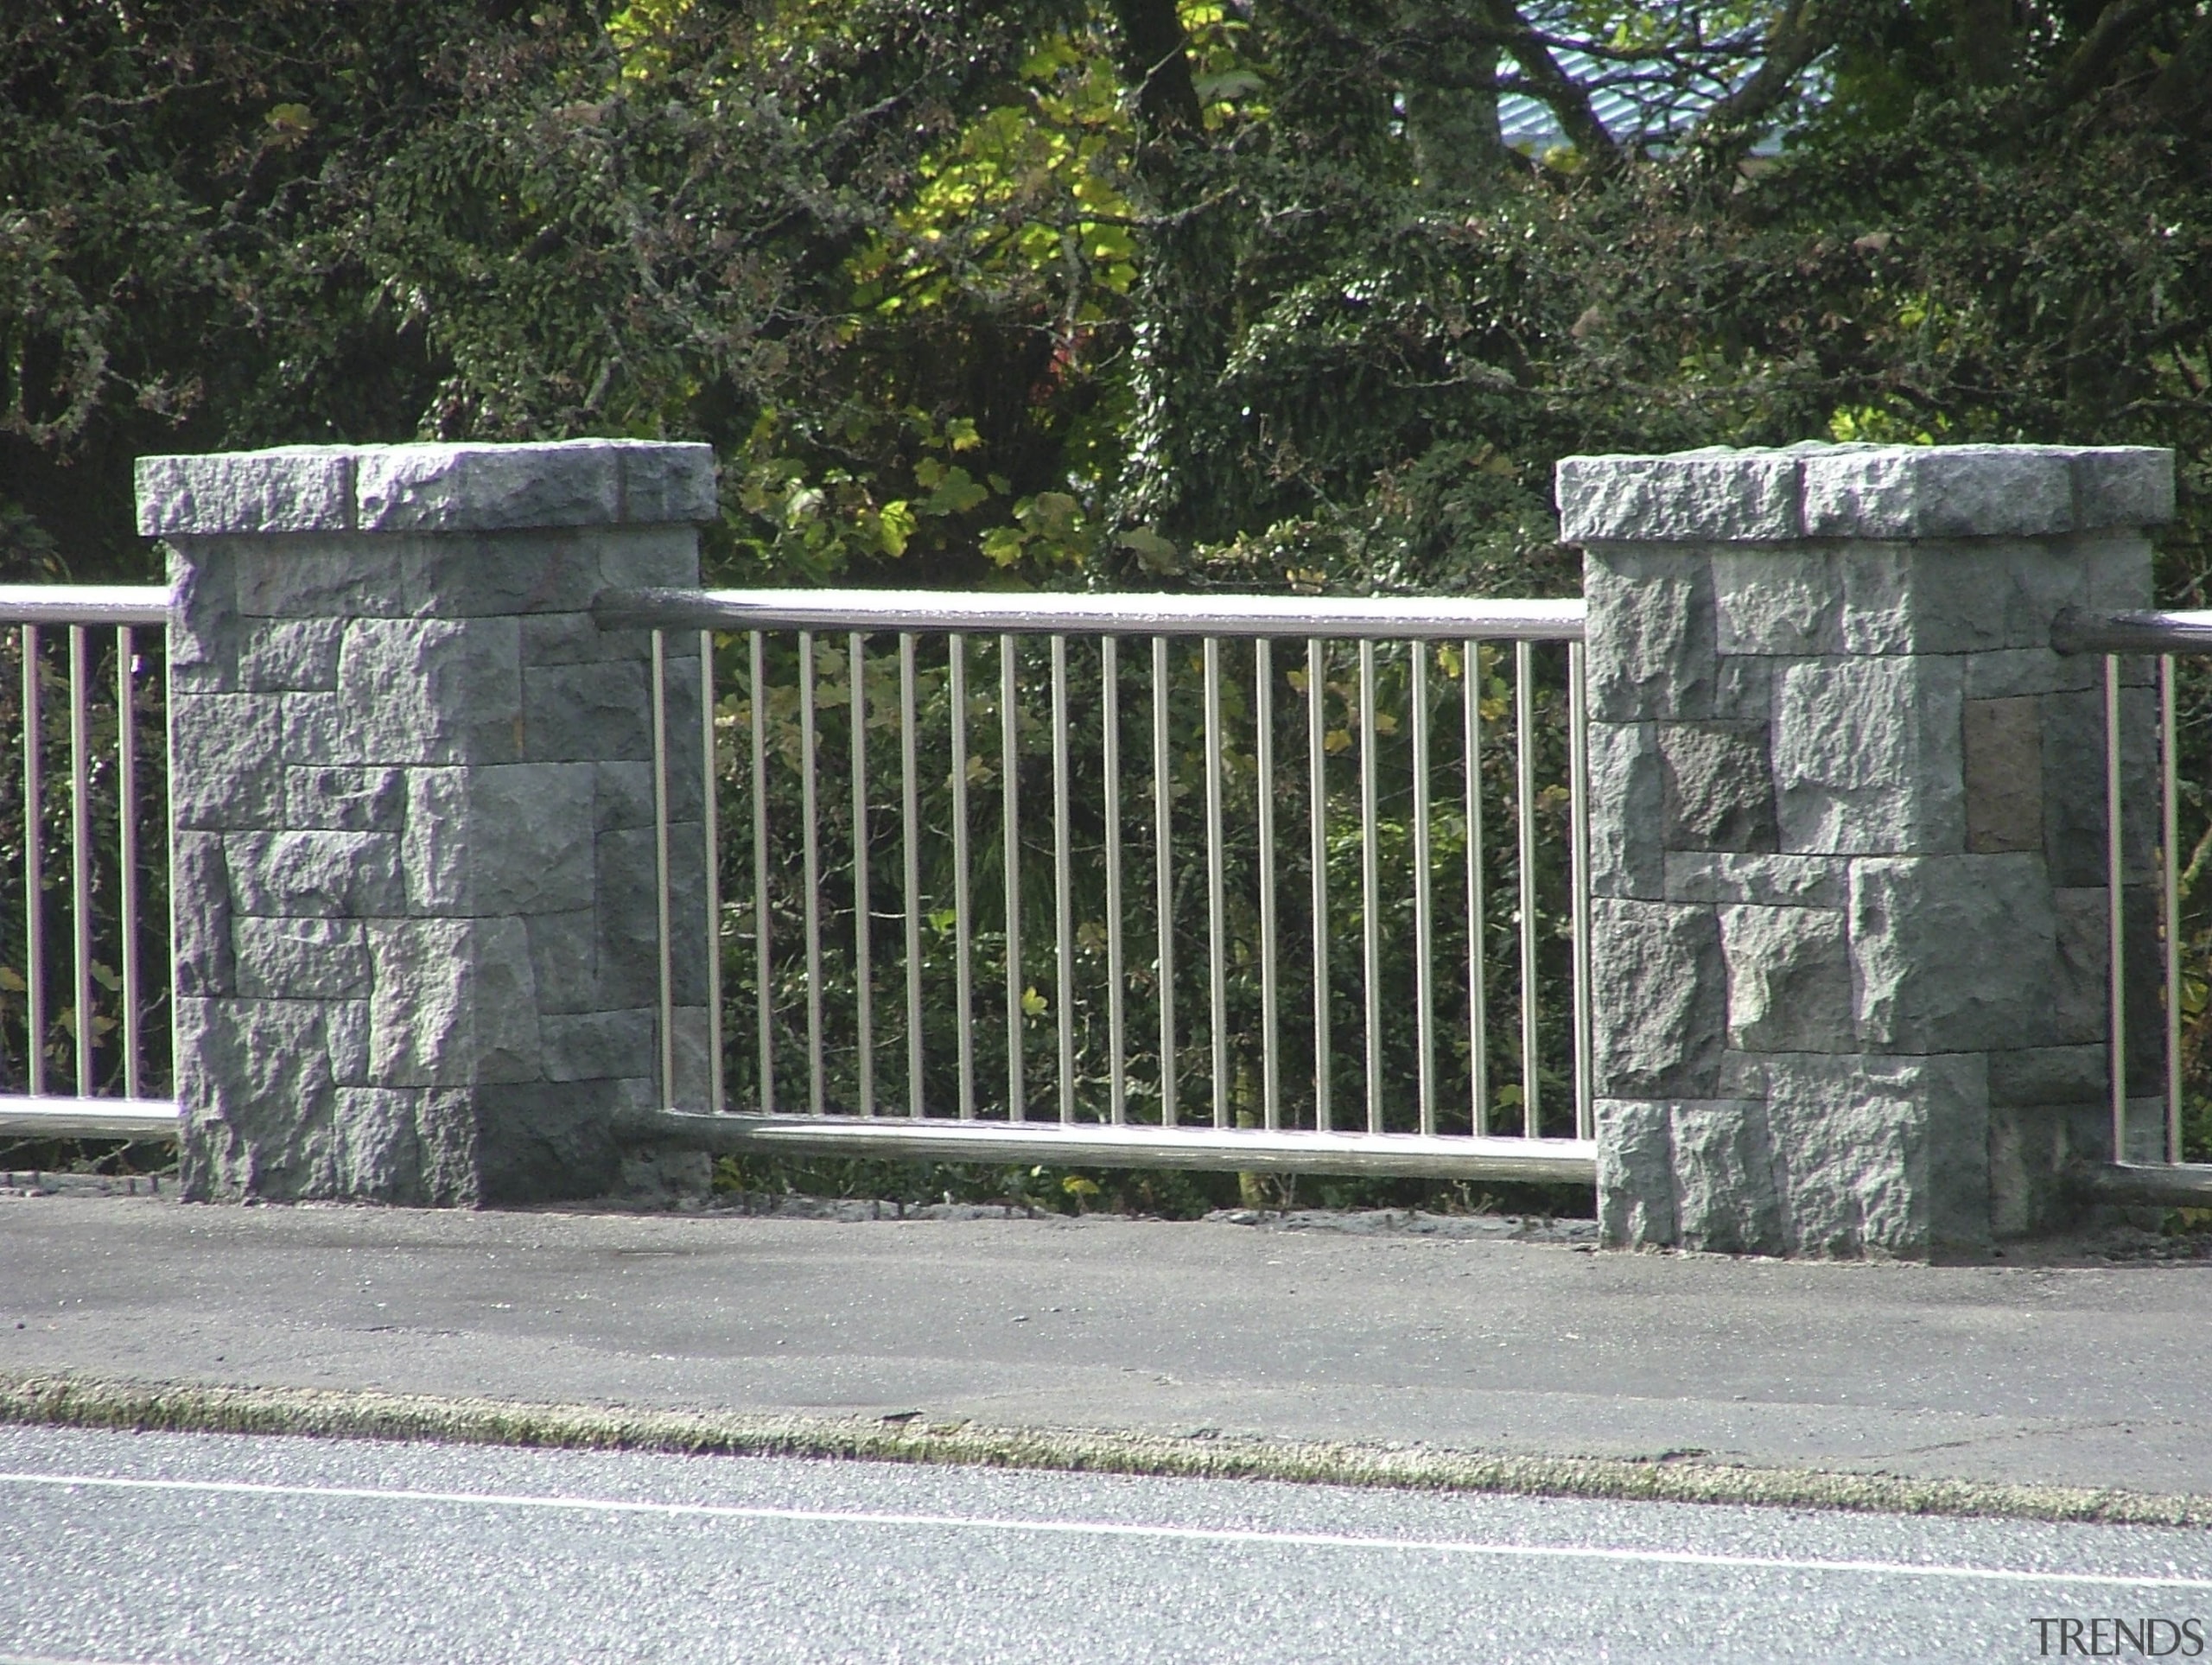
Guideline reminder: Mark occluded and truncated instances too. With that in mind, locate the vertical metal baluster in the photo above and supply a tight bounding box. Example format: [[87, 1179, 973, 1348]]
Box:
[[950, 634, 976, 1120], [1255, 639, 1281, 1131], [901, 632, 923, 1120], [1204, 638, 1228, 1129], [1516, 640, 1541, 1140], [851, 632, 874, 1117], [1052, 635, 1075, 1125], [1412, 641, 1436, 1137], [2164, 654, 2183, 1165], [1308, 639, 1330, 1133], [1153, 637, 1176, 1128], [117, 627, 142, 1102], [749, 632, 773, 1115], [1001, 634, 1024, 1120], [1103, 638, 1127, 1125], [21, 626, 41, 1097], [800, 631, 824, 1115], [1359, 639, 1382, 1135], [2107, 655, 2126, 1161], [702, 632, 724, 1114], [68, 626, 92, 1096], [2106, 650, 2123, 1158], [652, 631, 675, 1110], [1569, 641, 1594, 1143], [1465, 640, 1489, 1136]]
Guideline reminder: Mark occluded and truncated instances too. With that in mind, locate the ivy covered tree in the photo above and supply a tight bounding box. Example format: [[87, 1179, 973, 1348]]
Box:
[[5, 0, 2207, 592]]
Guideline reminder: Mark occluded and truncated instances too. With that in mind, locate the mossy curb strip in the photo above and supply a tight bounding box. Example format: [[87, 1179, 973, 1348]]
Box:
[[3, 1371, 2206, 1528]]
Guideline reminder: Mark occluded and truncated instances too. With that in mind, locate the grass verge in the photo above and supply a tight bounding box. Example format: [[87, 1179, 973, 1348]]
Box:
[[1, 1369, 2202, 1528]]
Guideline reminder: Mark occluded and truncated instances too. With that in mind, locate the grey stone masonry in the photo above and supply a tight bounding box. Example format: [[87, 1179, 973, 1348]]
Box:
[[1564, 442, 2175, 1257], [143, 442, 718, 1204]]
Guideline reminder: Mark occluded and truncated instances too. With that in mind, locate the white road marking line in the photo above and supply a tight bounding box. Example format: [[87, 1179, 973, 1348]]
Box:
[[3, 1470, 2207, 1591]]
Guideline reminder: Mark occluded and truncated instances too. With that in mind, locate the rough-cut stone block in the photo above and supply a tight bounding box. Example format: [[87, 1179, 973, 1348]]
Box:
[[1853, 541, 2097, 656], [233, 541, 406, 620], [596, 526, 719, 593], [225, 830, 404, 918], [1764, 1052, 1990, 1255], [522, 613, 607, 668], [1990, 1099, 2077, 1238], [166, 555, 238, 694], [1595, 1098, 1676, 1248], [473, 1078, 644, 1204], [2051, 887, 2110, 1048], [1586, 723, 1662, 899], [1711, 656, 1772, 722], [543, 1009, 655, 1083], [1989, 1044, 2106, 1108], [1590, 899, 1726, 1097], [1850, 854, 2056, 1052], [594, 827, 711, 1007], [1663, 852, 1845, 908], [522, 660, 651, 763], [527, 910, 600, 1016], [327, 999, 371, 1085], [1802, 446, 2074, 540], [327, 1086, 423, 1200], [285, 766, 406, 833], [1669, 1100, 1783, 1255], [356, 442, 622, 533], [336, 617, 524, 766], [616, 442, 719, 524], [238, 619, 345, 691], [168, 694, 283, 830], [1719, 906, 1852, 1052], [1584, 549, 1715, 722], [2085, 531, 2157, 614], [1559, 451, 1802, 543], [2071, 448, 2176, 530], [1964, 648, 2094, 701], [137, 448, 355, 537], [594, 760, 657, 833], [175, 997, 341, 1200], [368, 917, 540, 1085], [171, 833, 233, 997], [1963, 696, 2043, 855], [1659, 723, 1776, 852], [1712, 550, 1836, 656], [2041, 686, 2157, 887], [391, 531, 603, 618], [1774, 655, 1963, 855], [233, 916, 372, 1000], [404, 764, 594, 917], [669, 1005, 715, 1110]]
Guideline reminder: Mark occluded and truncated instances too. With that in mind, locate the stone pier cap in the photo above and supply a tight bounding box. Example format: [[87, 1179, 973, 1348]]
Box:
[[136, 439, 719, 538], [1558, 442, 2174, 545]]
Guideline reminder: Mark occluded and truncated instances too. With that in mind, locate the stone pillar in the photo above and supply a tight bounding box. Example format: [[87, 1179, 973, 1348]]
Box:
[[1560, 443, 2175, 1256], [138, 440, 717, 1204]]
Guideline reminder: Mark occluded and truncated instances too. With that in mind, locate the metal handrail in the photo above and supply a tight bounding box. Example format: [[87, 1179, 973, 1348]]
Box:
[[0, 586, 174, 626], [596, 587, 1586, 642], [639, 1111, 1597, 1183], [2051, 607, 2212, 655], [0, 1096, 180, 1141]]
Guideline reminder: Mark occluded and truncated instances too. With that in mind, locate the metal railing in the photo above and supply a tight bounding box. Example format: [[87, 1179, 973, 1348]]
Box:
[[2050, 608, 2212, 1191], [0, 585, 178, 1142], [611, 588, 1597, 1182]]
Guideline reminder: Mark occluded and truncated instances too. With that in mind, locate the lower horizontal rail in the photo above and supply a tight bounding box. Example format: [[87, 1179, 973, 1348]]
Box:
[[0, 1096, 181, 1141], [638, 1112, 1597, 1184], [2076, 1162, 2212, 1206]]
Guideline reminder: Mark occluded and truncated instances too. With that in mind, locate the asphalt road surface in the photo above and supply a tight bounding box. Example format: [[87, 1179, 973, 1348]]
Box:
[[1, 1426, 2208, 1662]]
